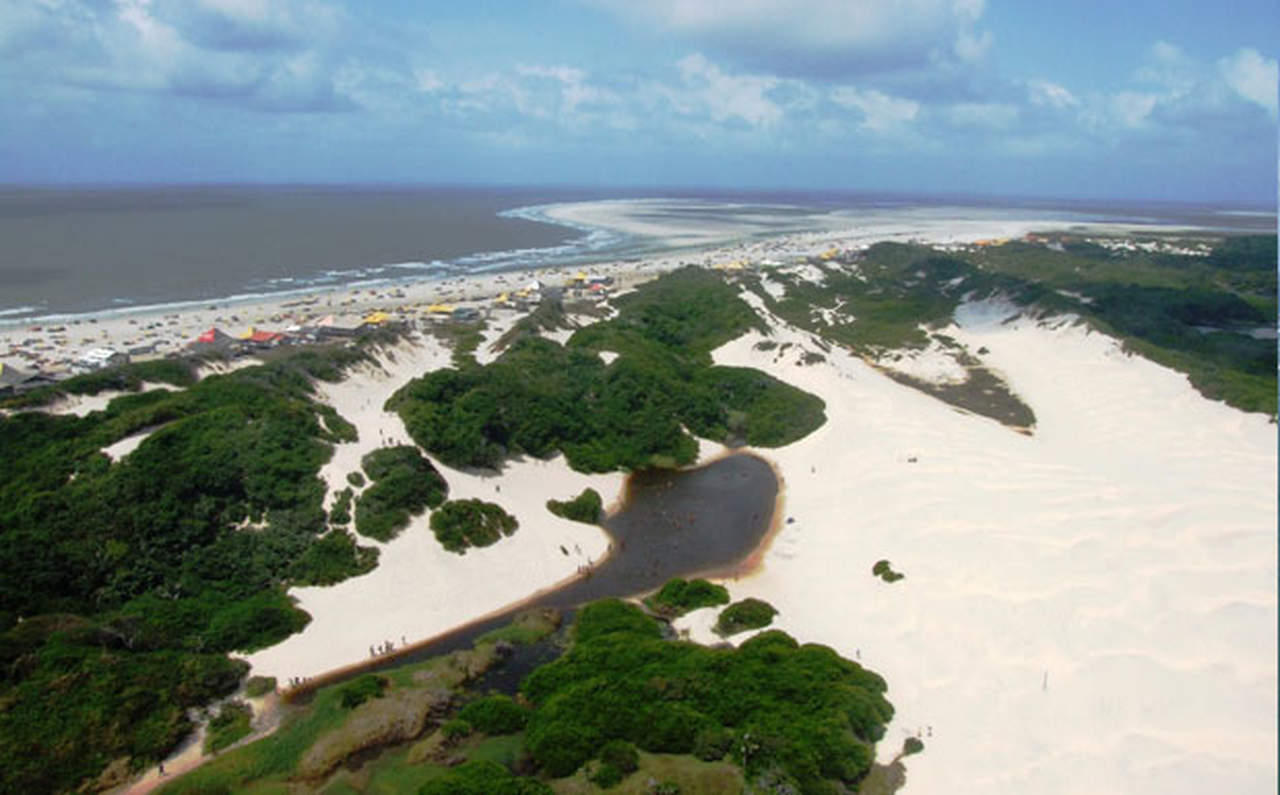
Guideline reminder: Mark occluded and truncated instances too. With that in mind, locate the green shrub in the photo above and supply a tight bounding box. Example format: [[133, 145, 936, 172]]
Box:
[[205, 700, 253, 753], [714, 598, 778, 636], [337, 674, 387, 709], [354, 446, 448, 541], [441, 719, 473, 742], [546, 487, 603, 524], [458, 695, 528, 735], [644, 578, 730, 617], [347, 471, 365, 487], [390, 268, 826, 474], [329, 488, 353, 525], [872, 560, 905, 583], [521, 601, 892, 793], [693, 726, 733, 761], [290, 528, 378, 586], [244, 676, 276, 698], [904, 736, 925, 755], [417, 759, 554, 795], [599, 739, 639, 773], [589, 761, 623, 789], [429, 499, 518, 553]]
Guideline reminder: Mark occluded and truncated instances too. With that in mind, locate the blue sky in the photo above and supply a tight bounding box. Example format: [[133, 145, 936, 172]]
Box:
[[1, 0, 1276, 204]]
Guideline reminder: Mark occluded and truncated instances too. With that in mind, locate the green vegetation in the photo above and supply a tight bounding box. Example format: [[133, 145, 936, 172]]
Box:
[[903, 737, 924, 756], [971, 235, 1278, 415], [391, 267, 826, 473], [0, 345, 384, 792], [547, 487, 604, 524], [245, 675, 277, 698], [429, 498, 519, 553], [522, 600, 892, 792], [329, 486, 353, 525], [347, 470, 365, 487], [205, 700, 254, 753], [713, 598, 778, 636], [1, 357, 197, 409], [291, 528, 379, 585], [149, 601, 888, 794], [159, 610, 562, 794], [752, 237, 1277, 419], [872, 560, 905, 584], [644, 578, 731, 618], [419, 760, 553, 795], [458, 695, 529, 735], [338, 674, 388, 709], [600, 738, 641, 773], [354, 445, 449, 541]]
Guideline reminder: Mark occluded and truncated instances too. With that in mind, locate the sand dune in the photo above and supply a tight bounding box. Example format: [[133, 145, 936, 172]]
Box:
[[693, 298, 1276, 795], [243, 335, 621, 681]]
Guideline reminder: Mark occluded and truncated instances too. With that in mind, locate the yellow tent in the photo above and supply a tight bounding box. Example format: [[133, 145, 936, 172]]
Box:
[[426, 303, 456, 315], [819, 247, 840, 261], [362, 311, 391, 325], [237, 326, 256, 340], [494, 292, 510, 305], [573, 270, 589, 283]]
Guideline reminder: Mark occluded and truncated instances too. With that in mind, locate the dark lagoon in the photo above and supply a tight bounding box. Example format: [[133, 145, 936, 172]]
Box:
[[293, 452, 779, 695]]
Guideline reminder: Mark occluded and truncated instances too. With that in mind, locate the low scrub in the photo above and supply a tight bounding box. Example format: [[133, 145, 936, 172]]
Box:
[[546, 487, 603, 524], [713, 598, 777, 636], [644, 578, 730, 618], [429, 499, 519, 553]]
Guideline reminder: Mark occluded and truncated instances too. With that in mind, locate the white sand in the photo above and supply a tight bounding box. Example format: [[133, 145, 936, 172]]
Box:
[[696, 296, 1277, 795]]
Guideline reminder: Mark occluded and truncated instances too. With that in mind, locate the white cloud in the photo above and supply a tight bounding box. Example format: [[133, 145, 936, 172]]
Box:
[[2, 0, 356, 111], [830, 85, 919, 132], [1028, 80, 1077, 109], [586, 0, 991, 76], [1219, 48, 1278, 117], [672, 53, 783, 126]]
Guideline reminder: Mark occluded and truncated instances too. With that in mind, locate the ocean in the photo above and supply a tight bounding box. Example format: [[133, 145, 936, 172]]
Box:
[[1, 185, 1272, 323]]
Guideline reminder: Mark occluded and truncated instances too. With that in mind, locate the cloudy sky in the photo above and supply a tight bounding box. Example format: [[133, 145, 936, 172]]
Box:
[[1, 0, 1276, 203]]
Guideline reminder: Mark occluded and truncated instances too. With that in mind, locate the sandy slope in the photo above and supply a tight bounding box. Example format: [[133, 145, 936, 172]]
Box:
[[243, 335, 621, 681], [687, 299, 1277, 795]]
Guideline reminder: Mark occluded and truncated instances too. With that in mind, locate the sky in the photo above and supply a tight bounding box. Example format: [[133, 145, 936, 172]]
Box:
[[1, 0, 1276, 204]]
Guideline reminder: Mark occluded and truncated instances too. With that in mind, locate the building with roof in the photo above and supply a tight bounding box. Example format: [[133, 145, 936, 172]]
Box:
[[71, 348, 128, 374]]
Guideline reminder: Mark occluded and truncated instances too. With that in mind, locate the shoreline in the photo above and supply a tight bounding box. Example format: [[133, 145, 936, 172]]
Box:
[[4, 195, 1264, 374]]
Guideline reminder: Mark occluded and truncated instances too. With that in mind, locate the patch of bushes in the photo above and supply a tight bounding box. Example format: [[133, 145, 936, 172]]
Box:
[[429, 499, 519, 553], [337, 674, 387, 709], [521, 600, 892, 793], [390, 268, 826, 473], [903, 737, 925, 755], [441, 718, 473, 742], [458, 694, 528, 735], [417, 759, 553, 795], [328, 487, 353, 525], [291, 529, 378, 586], [600, 738, 639, 773], [589, 761, 624, 788], [644, 578, 730, 618], [205, 700, 253, 753], [347, 471, 365, 487], [872, 559, 905, 583], [546, 487, 603, 524], [714, 598, 778, 636], [244, 676, 276, 698], [354, 446, 449, 541]]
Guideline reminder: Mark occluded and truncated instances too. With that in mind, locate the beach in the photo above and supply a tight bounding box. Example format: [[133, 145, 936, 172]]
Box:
[[10, 201, 1275, 795]]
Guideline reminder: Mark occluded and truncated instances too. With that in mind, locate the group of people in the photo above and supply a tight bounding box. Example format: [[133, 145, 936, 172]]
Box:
[[369, 636, 409, 658]]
